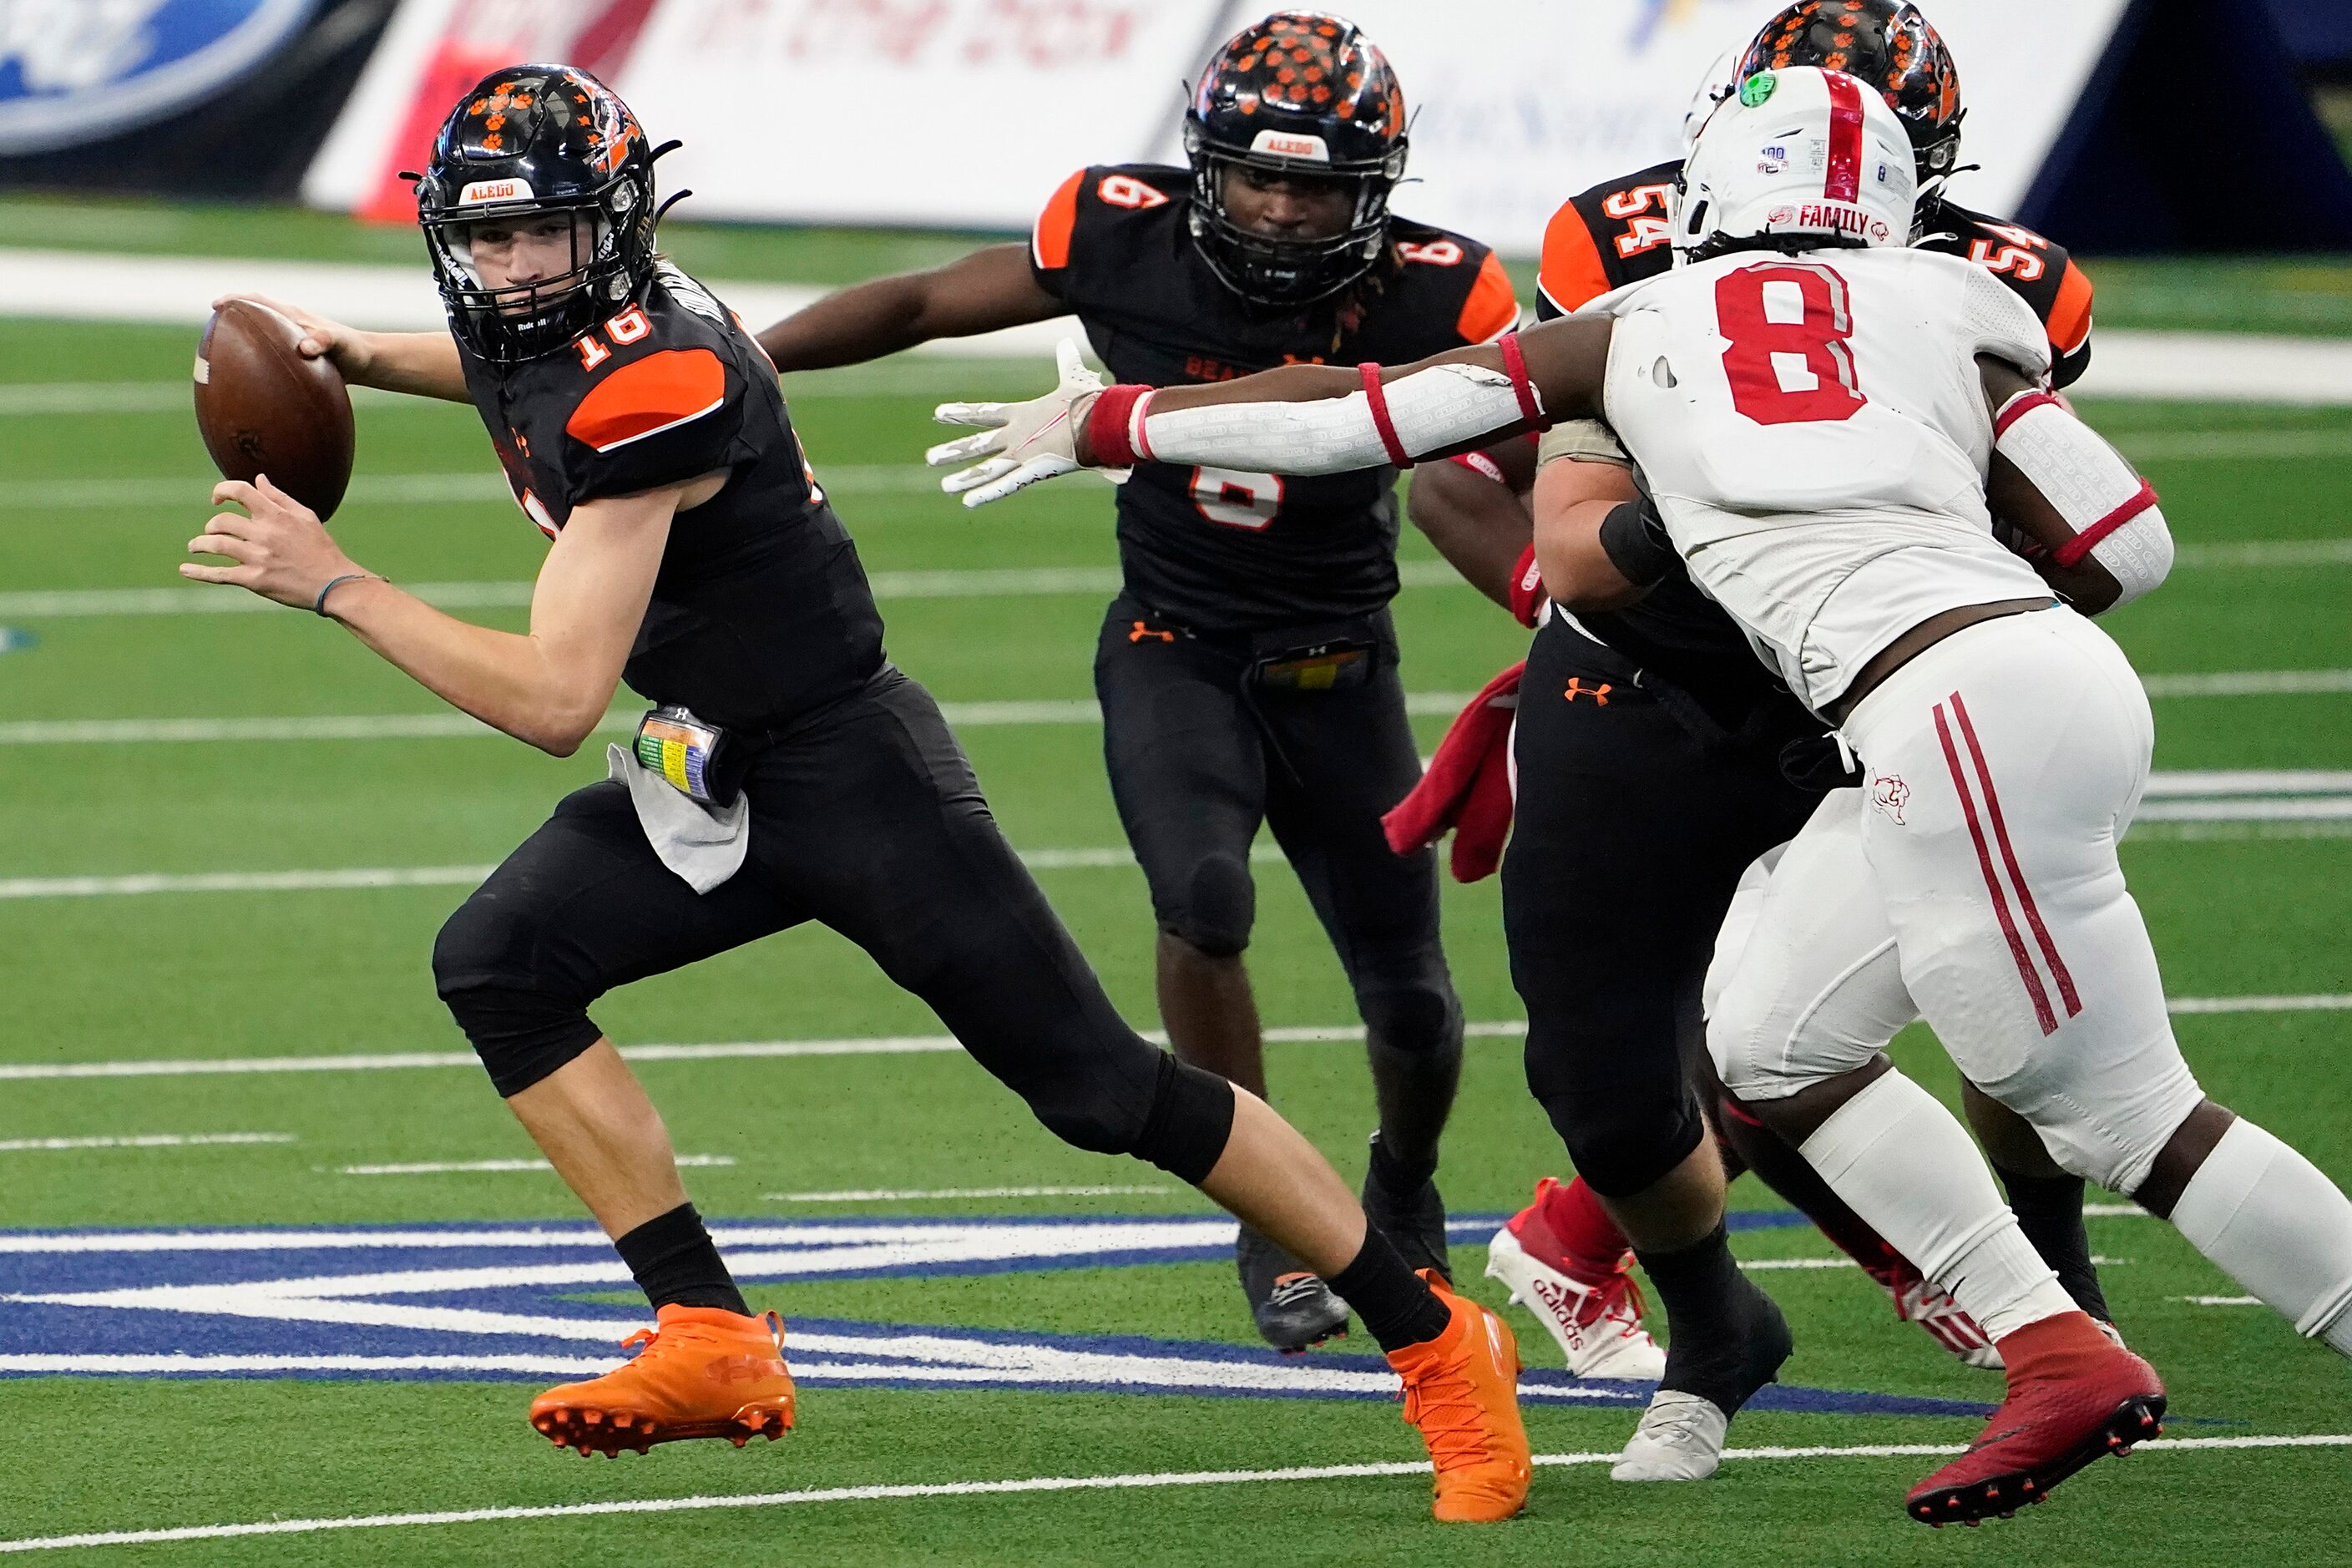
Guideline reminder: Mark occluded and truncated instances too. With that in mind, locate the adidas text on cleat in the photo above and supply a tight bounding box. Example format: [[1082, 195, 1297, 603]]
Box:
[[1485, 1224, 1664, 1380], [529, 1304, 797, 1458], [1387, 1271, 1532, 1523], [1904, 1313, 2166, 1526], [1237, 1223, 1350, 1353], [1611, 1389, 1730, 1481], [1872, 1258, 2004, 1370]]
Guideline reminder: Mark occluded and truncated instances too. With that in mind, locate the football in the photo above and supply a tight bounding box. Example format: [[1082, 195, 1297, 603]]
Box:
[[192, 298, 355, 520]]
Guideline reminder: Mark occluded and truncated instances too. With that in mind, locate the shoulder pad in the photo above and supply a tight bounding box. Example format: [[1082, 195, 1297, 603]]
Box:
[[566, 348, 728, 454]]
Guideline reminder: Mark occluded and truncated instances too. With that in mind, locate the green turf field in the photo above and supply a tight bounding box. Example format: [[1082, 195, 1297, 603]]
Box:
[[0, 219, 2349, 1564]]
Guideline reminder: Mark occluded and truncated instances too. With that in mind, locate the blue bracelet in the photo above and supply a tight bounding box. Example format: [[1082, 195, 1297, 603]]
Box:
[[313, 573, 375, 618]]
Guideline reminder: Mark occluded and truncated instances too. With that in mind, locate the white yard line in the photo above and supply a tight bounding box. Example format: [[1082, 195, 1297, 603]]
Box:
[[0, 1133, 290, 1152], [1, 1434, 2344, 1554], [3, 771, 2344, 899], [339, 1155, 732, 1176], [2, 675, 2345, 748], [0, 562, 1470, 620], [2138, 670, 2352, 696], [764, 1184, 1174, 1202], [0, 1004, 2331, 1085]]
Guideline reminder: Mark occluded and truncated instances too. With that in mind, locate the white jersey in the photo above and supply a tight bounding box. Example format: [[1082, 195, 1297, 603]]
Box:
[[1595, 246, 2055, 713]]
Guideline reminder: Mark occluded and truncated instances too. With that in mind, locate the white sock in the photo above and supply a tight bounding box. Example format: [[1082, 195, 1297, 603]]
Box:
[[2168, 1118, 2352, 1354], [1800, 1070, 2077, 1343]]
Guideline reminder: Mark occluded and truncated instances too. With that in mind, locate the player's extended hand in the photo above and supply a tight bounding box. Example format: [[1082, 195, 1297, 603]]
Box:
[[213, 293, 375, 381], [927, 338, 1125, 508], [182, 475, 367, 610]]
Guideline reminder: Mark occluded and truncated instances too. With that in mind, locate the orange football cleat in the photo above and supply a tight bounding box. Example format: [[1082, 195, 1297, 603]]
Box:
[[1386, 1271, 1532, 1523], [529, 1304, 797, 1458]]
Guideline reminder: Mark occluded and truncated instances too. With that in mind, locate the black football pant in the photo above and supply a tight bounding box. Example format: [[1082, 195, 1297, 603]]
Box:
[[432, 665, 1235, 1181], [1503, 617, 1821, 1198], [1093, 595, 1464, 1068]]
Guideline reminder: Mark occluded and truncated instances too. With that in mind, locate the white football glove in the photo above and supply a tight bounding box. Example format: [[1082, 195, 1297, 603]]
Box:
[[927, 338, 1128, 508]]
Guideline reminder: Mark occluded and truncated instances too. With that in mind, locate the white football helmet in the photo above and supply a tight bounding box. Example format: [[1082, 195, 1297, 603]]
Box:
[[1672, 65, 1918, 262], [1680, 47, 1741, 152]]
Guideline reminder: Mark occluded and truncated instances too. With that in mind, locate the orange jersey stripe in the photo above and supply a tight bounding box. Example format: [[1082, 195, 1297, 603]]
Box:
[[2046, 260, 2095, 356], [565, 348, 726, 453], [1457, 251, 1520, 342], [1537, 200, 1612, 315], [1033, 169, 1085, 271]]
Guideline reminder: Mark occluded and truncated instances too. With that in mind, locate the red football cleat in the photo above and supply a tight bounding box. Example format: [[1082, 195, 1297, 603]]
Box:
[[1905, 1312, 2164, 1525]]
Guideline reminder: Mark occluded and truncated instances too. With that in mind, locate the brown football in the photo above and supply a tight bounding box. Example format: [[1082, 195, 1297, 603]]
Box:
[[193, 299, 355, 520]]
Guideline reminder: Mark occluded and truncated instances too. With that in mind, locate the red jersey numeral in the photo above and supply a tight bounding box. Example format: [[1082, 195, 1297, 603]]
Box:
[[1714, 262, 1867, 427], [573, 306, 655, 372]]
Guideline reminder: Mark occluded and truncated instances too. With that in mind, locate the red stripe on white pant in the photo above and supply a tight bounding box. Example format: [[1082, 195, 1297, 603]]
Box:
[[1931, 695, 2064, 1035]]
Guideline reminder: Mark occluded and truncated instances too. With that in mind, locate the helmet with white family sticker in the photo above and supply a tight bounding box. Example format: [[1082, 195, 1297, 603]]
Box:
[[1672, 66, 1919, 265], [413, 63, 673, 365]]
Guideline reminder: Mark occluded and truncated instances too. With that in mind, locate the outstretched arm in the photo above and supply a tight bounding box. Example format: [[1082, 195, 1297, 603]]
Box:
[[757, 244, 1064, 372], [185, 470, 722, 755], [220, 294, 469, 402], [927, 316, 1616, 507]]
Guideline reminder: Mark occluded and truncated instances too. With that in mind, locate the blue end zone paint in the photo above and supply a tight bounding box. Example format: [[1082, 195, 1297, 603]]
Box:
[[0, 1213, 1994, 1419]]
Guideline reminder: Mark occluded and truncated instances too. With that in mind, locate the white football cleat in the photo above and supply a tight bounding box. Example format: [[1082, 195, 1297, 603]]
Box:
[[1611, 1389, 1729, 1481], [1485, 1224, 1667, 1381]]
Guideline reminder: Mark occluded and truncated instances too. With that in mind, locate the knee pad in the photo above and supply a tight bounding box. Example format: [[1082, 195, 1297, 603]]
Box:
[[432, 896, 601, 1098], [1356, 961, 1464, 1059], [1161, 853, 1254, 957], [1528, 1067, 1706, 1200], [1022, 1049, 1237, 1185]]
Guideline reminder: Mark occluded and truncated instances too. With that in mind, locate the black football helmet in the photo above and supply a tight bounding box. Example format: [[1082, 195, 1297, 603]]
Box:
[[414, 64, 670, 364], [1182, 12, 1409, 309], [1737, 2, 1965, 185]]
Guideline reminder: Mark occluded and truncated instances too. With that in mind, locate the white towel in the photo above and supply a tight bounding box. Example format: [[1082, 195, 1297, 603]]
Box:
[[606, 743, 750, 893]]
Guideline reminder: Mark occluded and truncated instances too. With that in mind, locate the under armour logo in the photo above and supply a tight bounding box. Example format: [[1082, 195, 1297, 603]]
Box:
[[1872, 772, 1909, 824], [1127, 620, 1175, 644], [1563, 679, 1611, 705]]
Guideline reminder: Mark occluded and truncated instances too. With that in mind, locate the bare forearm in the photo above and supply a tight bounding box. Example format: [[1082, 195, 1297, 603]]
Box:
[[326, 579, 613, 753], [760, 276, 937, 371], [1406, 462, 1532, 608], [352, 331, 471, 402], [761, 244, 1062, 372]]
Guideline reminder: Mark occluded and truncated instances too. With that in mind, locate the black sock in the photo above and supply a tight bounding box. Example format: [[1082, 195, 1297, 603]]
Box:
[[1326, 1224, 1453, 1353], [2000, 1169, 2111, 1322], [615, 1201, 749, 1315], [1366, 1129, 1437, 1199], [1635, 1222, 1792, 1415]]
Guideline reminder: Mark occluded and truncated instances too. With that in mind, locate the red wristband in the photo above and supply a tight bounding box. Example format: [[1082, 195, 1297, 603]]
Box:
[[1499, 331, 1546, 428], [1506, 544, 1545, 628], [2050, 479, 2159, 568], [1084, 383, 1154, 468], [1360, 362, 1412, 468], [1449, 450, 1505, 483]]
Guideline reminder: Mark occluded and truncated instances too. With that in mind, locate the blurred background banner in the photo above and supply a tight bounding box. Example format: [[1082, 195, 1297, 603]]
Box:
[[0, 0, 395, 195], [292, 0, 2351, 254]]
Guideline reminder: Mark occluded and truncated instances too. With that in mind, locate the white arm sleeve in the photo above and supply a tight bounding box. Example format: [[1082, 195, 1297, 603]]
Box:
[[1138, 362, 1535, 475], [1995, 392, 2172, 607]]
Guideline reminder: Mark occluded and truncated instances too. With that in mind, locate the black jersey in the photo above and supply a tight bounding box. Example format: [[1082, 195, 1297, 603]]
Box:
[[1533, 160, 2096, 382], [1525, 164, 2096, 725], [460, 263, 885, 731], [1031, 163, 1520, 635]]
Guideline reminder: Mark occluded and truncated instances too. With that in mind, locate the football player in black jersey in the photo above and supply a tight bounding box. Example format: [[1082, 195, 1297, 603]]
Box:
[[1404, 0, 2117, 1404], [180, 65, 1533, 1520], [756, 12, 1520, 1351]]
